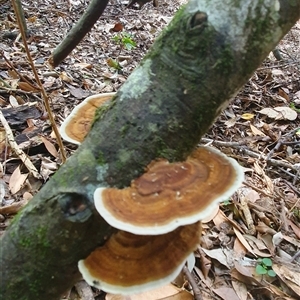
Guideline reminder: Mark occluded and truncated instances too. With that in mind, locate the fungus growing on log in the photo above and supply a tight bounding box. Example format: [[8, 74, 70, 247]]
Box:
[[94, 146, 244, 235], [79, 146, 243, 294], [78, 223, 200, 295], [59, 93, 115, 144]]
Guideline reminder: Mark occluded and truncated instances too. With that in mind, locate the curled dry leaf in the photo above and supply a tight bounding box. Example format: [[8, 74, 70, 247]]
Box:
[[259, 107, 297, 121]]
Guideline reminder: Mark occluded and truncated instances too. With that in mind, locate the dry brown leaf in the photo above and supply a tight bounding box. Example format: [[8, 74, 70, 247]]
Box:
[[59, 71, 73, 83], [68, 86, 90, 99], [213, 287, 240, 300], [231, 268, 257, 286], [201, 247, 233, 269], [278, 88, 290, 101], [198, 250, 211, 279], [9, 166, 28, 194], [74, 62, 93, 69], [23, 191, 33, 201], [40, 136, 58, 158], [249, 124, 265, 136], [253, 162, 274, 194], [287, 220, 300, 239], [243, 234, 269, 252], [233, 237, 247, 257], [193, 265, 213, 291], [18, 82, 39, 92], [233, 227, 256, 257], [231, 280, 248, 300], [212, 209, 228, 230], [224, 117, 237, 128], [255, 222, 276, 235], [282, 234, 300, 248], [105, 284, 193, 300], [0, 199, 29, 215], [259, 107, 297, 121], [272, 263, 300, 295]]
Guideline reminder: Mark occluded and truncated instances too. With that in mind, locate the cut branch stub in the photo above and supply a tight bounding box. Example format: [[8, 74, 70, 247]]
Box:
[[78, 223, 200, 295], [60, 93, 115, 145], [94, 146, 244, 235]]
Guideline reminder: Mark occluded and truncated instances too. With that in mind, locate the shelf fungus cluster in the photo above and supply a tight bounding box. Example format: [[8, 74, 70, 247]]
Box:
[[78, 146, 244, 295], [59, 93, 115, 145]]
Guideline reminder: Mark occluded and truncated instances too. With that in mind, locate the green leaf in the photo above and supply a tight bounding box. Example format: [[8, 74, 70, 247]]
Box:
[[223, 199, 231, 205], [256, 264, 267, 275], [267, 269, 276, 277], [262, 258, 273, 267]]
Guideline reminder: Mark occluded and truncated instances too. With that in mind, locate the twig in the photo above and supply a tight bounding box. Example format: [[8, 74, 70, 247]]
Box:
[[280, 199, 289, 231], [11, 0, 67, 163], [291, 250, 300, 263], [256, 60, 300, 71], [0, 51, 40, 91], [202, 138, 298, 171], [0, 110, 41, 179], [183, 265, 203, 300], [238, 191, 256, 235], [242, 181, 272, 197]]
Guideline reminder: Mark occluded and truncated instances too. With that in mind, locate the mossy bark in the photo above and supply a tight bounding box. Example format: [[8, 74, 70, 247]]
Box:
[[1, 1, 299, 299]]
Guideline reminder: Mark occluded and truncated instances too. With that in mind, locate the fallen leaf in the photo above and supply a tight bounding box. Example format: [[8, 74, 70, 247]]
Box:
[[213, 287, 240, 300], [233, 227, 256, 257], [231, 280, 248, 300], [201, 247, 233, 269], [74, 63, 93, 69], [18, 82, 39, 92], [59, 71, 73, 83], [40, 136, 58, 158], [259, 107, 297, 121], [287, 220, 300, 239], [9, 166, 28, 194], [9, 95, 19, 107], [241, 113, 254, 120], [272, 263, 300, 295], [250, 124, 265, 136], [105, 284, 193, 300]]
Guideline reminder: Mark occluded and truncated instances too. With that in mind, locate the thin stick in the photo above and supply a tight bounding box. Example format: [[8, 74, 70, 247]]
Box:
[[183, 265, 203, 300], [11, 0, 67, 163], [0, 110, 41, 179]]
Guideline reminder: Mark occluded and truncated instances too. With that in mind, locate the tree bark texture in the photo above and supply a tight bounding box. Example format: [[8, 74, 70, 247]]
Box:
[[1, 1, 299, 299]]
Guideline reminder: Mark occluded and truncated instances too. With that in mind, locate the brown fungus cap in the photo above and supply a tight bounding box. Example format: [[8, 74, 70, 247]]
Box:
[[59, 93, 115, 144], [78, 222, 200, 295], [94, 146, 244, 235]]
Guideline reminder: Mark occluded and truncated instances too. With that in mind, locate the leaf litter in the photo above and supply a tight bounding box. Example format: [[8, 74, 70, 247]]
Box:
[[0, 0, 300, 299]]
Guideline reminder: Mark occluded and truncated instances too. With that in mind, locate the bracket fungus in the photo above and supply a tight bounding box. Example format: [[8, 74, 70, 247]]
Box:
[[78, 223, 200, 295], [78, 146, 243, 295], [94, 146, 244, 235], [59, 92, 115, 144]]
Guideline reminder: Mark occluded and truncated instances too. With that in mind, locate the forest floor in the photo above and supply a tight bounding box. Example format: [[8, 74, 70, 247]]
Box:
[[0, 1, 300, 299]]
